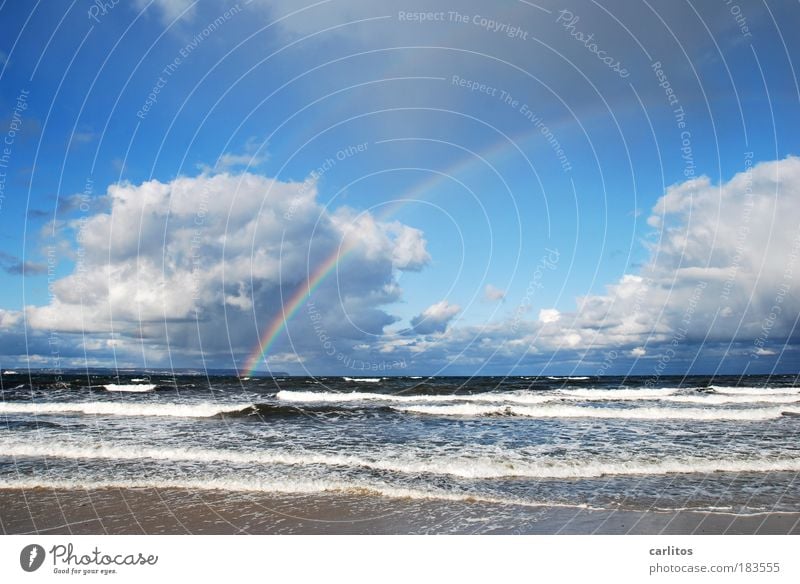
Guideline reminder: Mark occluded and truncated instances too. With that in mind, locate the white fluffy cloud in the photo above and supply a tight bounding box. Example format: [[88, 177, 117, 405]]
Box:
[[408, 300, 461, 335], [377, 157, 800, 371], [23, 172, 429, 367], [517, 156, 800, 359], [9, 157, 800, 373], [484, 284, 506, 302], [0, 309, 21, 330], [538, 308, 560, 324]]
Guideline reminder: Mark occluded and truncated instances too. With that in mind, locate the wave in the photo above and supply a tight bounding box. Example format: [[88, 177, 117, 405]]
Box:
[[0, 401, 252, 418], [395, 403, 800, 421], [5, 397, 798, 422], [130, 378, 149, 382], [277, 387, 687, 405], [4, 441, 800, 480], [1, 420, 62, 430], [556, 387, 682, 399], [342, 377, 382, 383], [547, 376, 591, 380], [241, 403, 382, 417], [661, 394, 800, 405], [709, 386, 799, 395], [276, 390, 557, 405], [0, 476, 550, 508], [104, 384, 157, 393]]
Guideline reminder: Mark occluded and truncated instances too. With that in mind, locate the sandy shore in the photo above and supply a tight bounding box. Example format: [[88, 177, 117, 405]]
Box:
[[1, 488, 797, 534]]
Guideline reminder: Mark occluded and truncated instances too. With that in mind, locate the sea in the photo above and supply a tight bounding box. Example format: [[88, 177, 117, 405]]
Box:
[[1, 372, 799, 522]]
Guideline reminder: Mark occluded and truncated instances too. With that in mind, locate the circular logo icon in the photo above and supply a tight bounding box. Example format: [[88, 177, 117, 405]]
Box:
[[20, 544, 46, 572]]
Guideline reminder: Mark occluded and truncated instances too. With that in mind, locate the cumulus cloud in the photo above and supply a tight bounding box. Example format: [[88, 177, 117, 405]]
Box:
[[22, 171, 429, 368], [538, 308, 560, 324], [202, 138, 268, 173], [0, 309, 21, 330], [408, 300, 461, 335], [373, 157, 800, 372], [524, 157, 800, 359], [484, 284, 506, 302], [7, 156, 800, 373]]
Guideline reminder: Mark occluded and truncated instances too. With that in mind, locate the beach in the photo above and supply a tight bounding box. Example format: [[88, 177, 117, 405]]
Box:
[[2, 488, 798, 535]]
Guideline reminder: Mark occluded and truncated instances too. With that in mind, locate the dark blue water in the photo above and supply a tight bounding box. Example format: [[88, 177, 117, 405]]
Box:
[[1, 373, 799, 515]]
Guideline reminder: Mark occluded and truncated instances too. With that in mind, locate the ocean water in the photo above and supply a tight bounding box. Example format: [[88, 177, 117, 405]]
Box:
[[1, 373, 799, 518]]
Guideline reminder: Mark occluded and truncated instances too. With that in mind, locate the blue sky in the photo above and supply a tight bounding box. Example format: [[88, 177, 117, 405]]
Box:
[[1, 0, 799, 375]]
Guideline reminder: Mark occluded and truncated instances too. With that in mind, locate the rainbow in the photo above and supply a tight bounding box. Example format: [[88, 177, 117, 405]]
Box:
[[242, 128, 557, 375], [242, 241, 358, 376], [241, 176, 440, 376]]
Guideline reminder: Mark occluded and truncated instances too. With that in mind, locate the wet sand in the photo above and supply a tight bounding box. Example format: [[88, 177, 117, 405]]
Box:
[[1, 488, 798, 534]]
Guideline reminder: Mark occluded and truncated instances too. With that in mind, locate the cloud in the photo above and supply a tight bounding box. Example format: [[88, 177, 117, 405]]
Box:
[[0, 252, 46, 276], [68, 131, 95, 149], [7, 156, 800, 373], [538, 308, 560, 324], [0, 309, 21, 330], [135, 0, 196, 23], [21, 171, 429, 368], [408, 300, 461, 335], [202, 138, 269, 173], [367, 157, 800, 372], [529, 156, 800, 358], [484, 284, 505, 302], [29, 192, 108, 220]]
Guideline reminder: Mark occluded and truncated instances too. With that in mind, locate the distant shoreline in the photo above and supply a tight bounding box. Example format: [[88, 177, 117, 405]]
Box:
[[2, 488, 798, 535]]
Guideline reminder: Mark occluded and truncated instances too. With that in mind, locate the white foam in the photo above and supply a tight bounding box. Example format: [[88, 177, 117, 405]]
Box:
[[395, 403, 798, 421], [130, 378, 149, 382], [0, 401, 251, 418], [3, 441, 799, 480], [276, 390, 557, 405], [710, 386, 799, 395], [548, 376, 590, 380], [104, 384, 157, 393], [342, 377, 382, 383], [276, 387, 800, 407], [0, 476, 547, 507], [662, 394, 800, 405], [2, 371, 19, 375], [556, 387, 682, 399]]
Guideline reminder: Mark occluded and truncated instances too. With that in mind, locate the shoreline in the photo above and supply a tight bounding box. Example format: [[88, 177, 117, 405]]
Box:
[[1, 488, 798, 535]]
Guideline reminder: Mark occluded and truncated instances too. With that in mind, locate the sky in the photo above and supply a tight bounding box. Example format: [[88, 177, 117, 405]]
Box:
[[0, 0, 799, 376]]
